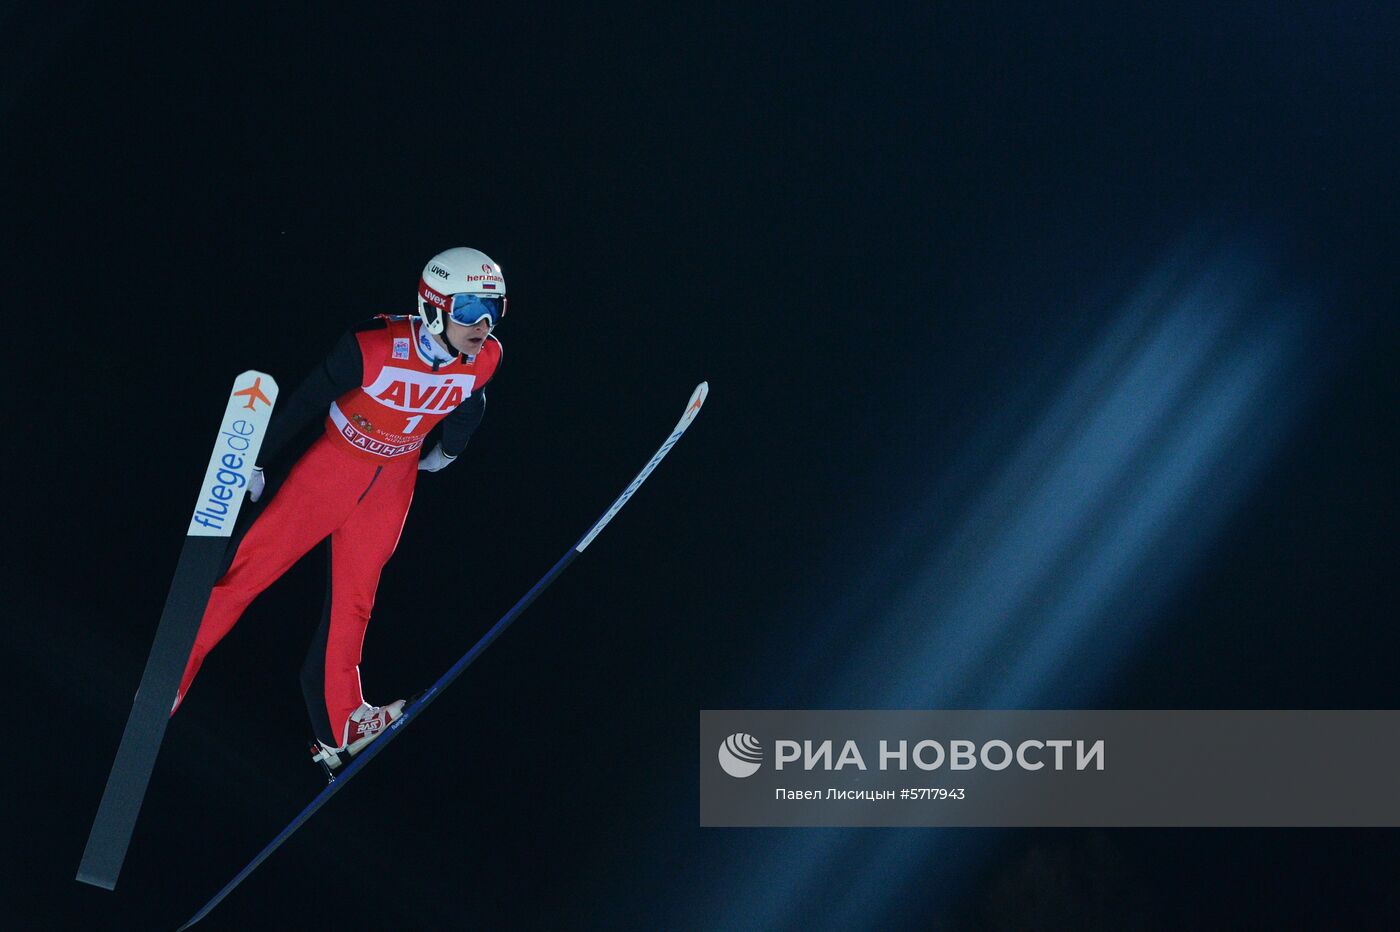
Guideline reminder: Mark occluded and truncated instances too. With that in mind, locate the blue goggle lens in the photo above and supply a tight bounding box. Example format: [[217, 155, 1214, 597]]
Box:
[[449, 293, 503, 327]]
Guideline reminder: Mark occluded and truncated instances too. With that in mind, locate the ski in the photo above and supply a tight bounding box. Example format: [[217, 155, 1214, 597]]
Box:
[[178, 382, 708, 929], [78, 372, 279, 891]]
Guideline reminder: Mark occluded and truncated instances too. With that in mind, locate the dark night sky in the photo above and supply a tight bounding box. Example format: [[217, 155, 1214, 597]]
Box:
[[6, 3, 1398, 929]]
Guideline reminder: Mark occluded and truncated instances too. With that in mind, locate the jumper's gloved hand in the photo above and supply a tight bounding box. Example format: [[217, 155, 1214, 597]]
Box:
[[419, 444, 457, 473], [249, 466, 266, 502]]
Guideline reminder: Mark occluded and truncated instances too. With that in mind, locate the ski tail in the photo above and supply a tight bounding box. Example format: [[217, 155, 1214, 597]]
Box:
[[178, 382, 707, 928]]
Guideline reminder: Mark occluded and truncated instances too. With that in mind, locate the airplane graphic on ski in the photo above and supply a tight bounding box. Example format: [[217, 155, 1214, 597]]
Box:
[[233, 377, 272, 411]]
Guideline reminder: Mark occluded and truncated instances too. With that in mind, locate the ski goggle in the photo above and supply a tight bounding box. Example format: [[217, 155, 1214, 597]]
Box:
[[448, 292, 505, 328], [420, 279, 508, 329]]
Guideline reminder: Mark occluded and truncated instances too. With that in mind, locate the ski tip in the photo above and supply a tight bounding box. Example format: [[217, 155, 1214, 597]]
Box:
[[680, 382, 708, 428], [234, 369, 279, 389]]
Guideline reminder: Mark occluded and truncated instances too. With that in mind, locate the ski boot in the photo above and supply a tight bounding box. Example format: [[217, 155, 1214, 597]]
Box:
[[308, 699, 406, 782]]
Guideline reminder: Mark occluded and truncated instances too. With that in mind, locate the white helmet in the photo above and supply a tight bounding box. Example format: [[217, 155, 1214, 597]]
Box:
[[416, 246, 508, 335]]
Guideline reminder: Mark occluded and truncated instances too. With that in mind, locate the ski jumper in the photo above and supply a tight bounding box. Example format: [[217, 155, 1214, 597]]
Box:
[[174, 316, 501, 748]]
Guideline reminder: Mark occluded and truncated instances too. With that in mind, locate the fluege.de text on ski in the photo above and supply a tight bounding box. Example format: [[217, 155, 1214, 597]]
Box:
[[191, 418, 259, 532]]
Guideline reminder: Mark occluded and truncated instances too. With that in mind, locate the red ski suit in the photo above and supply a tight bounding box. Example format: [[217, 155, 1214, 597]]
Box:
[[175, 316, 500, 747]]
